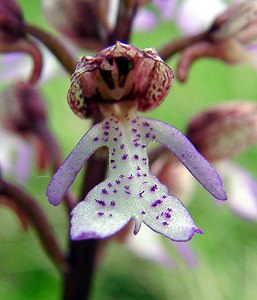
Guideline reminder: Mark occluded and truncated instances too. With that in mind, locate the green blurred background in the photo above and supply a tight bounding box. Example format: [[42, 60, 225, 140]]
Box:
[[1, 1, 257, 299]]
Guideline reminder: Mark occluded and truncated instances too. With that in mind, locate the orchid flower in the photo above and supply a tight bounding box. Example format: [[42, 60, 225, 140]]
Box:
[[46, 41, 226, 242]]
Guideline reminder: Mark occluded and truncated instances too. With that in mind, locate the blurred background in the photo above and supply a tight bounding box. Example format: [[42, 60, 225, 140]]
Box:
[[1, 0, 257, 299]]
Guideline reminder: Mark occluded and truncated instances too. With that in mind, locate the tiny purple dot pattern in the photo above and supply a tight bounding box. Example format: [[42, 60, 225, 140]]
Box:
[[47, 111, 226, 242]]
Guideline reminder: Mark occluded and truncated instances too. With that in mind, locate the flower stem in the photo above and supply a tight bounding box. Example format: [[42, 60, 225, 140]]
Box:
[[158, 31, 208, 61], [0, 39, 43, 83], [108, 0, 139, 44], [0, 178, 67, 272], [62, 148, 108, 300], [25, 24, 77, 75]]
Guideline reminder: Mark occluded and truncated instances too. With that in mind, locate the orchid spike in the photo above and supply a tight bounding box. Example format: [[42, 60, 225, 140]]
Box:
[[46, 42, 226, 242]]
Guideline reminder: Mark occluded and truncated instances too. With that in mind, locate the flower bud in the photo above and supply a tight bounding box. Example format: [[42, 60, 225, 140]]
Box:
[[187, 101, 257, 161], [0, 82, 46, 135], [43, 0, 111, 50], [207, 1, 257, 67], [68, 41, 174, 118], [210, 1, 257, 42], [0, 0, 25, 42]]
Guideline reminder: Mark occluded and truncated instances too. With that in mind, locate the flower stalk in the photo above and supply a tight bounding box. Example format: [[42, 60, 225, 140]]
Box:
[[25, 23, 77, 75], [0, 177, 67, 272]]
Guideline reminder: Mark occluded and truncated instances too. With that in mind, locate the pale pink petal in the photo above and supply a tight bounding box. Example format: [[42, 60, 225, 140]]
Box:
[[216, 161, 257, 220]]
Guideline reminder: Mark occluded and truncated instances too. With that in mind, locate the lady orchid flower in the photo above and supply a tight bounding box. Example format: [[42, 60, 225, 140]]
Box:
[[46, 41, 226, 242]]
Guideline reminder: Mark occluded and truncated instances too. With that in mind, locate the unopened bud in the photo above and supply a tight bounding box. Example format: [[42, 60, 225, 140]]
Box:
[[0, 82, 46, 135], [208, 1, 257, 67], [43, 0, 110, 50], [210, 1, 257, 43], [0, 0, 24, 42], [187, 101, 257, 161]]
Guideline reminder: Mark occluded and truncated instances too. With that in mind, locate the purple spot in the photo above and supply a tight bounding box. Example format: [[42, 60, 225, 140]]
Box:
[[110, 159, 115, 164], [119, 132, 123, 137], [151, 199, 162, 208], [122, 153, 128, 160], [136, 166, 141, 170], [112, 165, 117, 169], [119, 175, 124, 178], [102, 189, 108, 195], [104, 131, 109, 136], [125, 191, 131, 195], [93, 137, 99, 141], [128, 174, 134, 180], [131, 119, 137, 124], [109, 214, 113, 217], [162, 195, 167, 199], [124, 185, 130, 190], [97, 212, 104, 216], [152, 134, 156, 139], [141, 145, 146, 149], [139, 191, 145, 198], [141, 211, 146, 215], [134, 142, 140, 147], [113, 126, 119, 131], [95, 200, 106, 206], [142, 121, 150, 127], [162, 221, 169, 226], [116, 179, 121, 184], [142, 158, 147, 161], [134, 154, 139, 160], [150, 184, 158, 192], [113, 189, 118, 193], [137, 173, 141, 177], [164, 212, 171, 219], [132, 128, 137, 133], [167, 208, 172, 212], [145, 133, 150, 138], [120, 144, 125, 150], [103, 121, 110, 129], [136, 134, 141, 138], [108, 183, 112, 188], [103, 138, 109, 142], [113, 137, 118, 142], [143, 173, 147, 177], [111, 201, 116, 206]]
